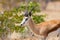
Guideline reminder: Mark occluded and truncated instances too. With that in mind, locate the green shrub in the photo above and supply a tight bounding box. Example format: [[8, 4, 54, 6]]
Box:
[[0, 1, 46, 37], [33, 15, 46, 24]]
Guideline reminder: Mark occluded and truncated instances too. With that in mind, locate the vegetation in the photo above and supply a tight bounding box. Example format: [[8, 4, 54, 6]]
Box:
[[0, 1, 46, 39], [33, 15, 46, 24]]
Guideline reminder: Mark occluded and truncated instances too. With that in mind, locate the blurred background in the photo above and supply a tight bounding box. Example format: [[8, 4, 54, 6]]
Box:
[[0, 0, 60, 11]]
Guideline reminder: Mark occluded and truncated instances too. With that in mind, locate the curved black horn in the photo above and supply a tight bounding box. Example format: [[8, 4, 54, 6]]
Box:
[[30, 7, 35, 12], [24, 7, 35, 17], [29, 7, 35, 16]]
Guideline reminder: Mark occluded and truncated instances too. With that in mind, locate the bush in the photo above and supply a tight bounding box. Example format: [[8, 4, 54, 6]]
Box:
[[0, 1, 46, 38]]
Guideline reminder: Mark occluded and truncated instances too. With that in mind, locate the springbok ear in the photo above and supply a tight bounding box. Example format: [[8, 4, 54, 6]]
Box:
[[24, 10, 29, 17]]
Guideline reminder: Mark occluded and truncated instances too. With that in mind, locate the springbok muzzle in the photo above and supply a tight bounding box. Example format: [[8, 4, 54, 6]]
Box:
[[20, 17, 28, 26]]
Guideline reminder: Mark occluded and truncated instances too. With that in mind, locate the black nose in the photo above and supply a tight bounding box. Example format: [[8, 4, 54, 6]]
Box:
[[20, 24, 23, 26]]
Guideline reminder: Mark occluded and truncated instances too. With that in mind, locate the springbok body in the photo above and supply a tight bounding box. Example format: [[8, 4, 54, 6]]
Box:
[[28, 19, 60, 36], [20, 7, 60, 39]]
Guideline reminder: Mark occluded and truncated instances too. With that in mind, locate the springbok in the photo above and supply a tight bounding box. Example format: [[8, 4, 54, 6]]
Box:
[[19, 8, 60, 40]]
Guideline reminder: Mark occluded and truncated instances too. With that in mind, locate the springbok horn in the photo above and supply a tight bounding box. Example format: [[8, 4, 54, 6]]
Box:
[[29, 7, 35, 16], [24, 7, 35, 16]]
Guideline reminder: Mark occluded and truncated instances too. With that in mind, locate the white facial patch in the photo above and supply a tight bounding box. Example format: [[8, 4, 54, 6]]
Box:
[[20, 17, 28, 25]]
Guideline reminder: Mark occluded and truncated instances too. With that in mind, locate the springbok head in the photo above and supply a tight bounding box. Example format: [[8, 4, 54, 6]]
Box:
[[20, 7, 34, 26]]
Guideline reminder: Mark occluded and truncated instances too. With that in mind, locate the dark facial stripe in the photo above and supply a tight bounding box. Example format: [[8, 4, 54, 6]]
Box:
[[23, 18, 28, 25], [25, 18, 28, 21]]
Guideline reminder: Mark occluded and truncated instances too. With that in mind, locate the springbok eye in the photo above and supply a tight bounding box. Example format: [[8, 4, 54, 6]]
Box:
[[25, 18, 28, 21]]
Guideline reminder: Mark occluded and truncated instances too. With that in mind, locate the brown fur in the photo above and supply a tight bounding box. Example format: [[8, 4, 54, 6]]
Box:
[[28, 19, 60, 37]]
